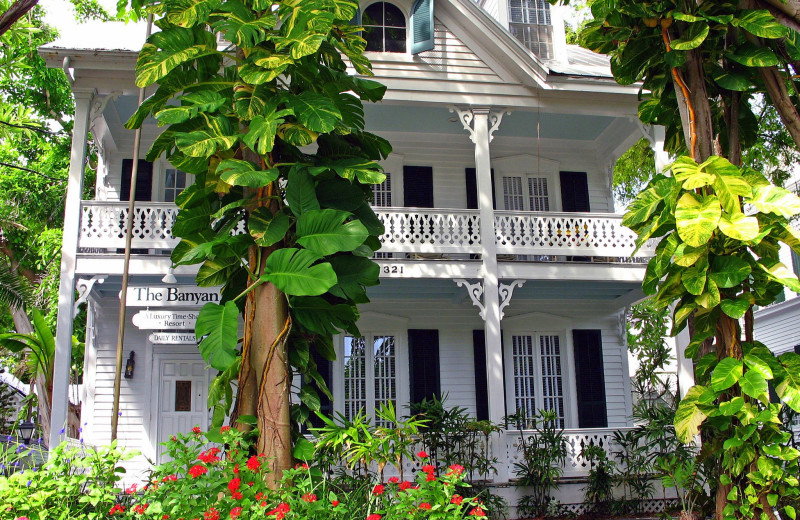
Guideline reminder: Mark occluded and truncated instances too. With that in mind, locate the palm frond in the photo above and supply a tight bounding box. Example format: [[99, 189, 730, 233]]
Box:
[[0, 262, 32, 310]]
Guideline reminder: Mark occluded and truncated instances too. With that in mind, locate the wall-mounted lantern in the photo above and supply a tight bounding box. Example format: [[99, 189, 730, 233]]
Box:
[[124, 351, 136, 379]]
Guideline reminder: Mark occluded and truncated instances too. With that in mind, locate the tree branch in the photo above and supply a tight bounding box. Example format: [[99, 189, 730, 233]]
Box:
[[759, 66, 800, 150], [755, 0, 800, 30], [0, 119, 65, 136], [0, 0, 38, 38], [0, 161, 66, 182]]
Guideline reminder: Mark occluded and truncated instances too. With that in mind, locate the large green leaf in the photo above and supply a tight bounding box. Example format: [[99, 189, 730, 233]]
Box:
[[212, 0, 275, 46], [671, 22, 709, 50], [135, 32, 218, 87], [757, 258, 800, 293], [287, 91, 342, 133], [675, 193, 721, 247], [328, 255, 380, 303], [196, 301, 240, 371], [675, 385, 709, 443], [296, 209, 369, 255], [261, 248, 337, 296], [718, 213, 759, 241], [681, 261, 707, 295], [248, 208, 290, 247], [217, 159, 279, 188], [155, 91, 227, 125], [166, 0, 222, 26], [708, 160, 751, 213], [720, 296, 751, 319], [750, 185, 800, 217], [711, 357, 743, 392], [197, 256, 240, 287], [739, 369, 768, 400], [623, 177, 675, 228], [176, 129, 238, 157], [708, 255, 752, 288], [734, 9, 788, 39], [286, 167, 320, 216], [325, 158, 386, 184], [776, 353, 800, 411], [289, 296, 359, 335], [727, 44, 780, 67], [233, 83, 274, 121], [744, 352, 774, 380], [243, 109, 293, 154]]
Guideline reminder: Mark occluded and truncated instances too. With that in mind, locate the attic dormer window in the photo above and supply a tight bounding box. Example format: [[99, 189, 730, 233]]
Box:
[[363, 2, 407, 52], [508, 0, 553, 59]]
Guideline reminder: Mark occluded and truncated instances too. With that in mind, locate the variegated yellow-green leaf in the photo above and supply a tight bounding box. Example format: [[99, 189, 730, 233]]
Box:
[[671, 22, 709, 50], [710, 166, 752, 215], [757, 258, 800, 292], [176, 130, 238, 157], [675, 193, 721, 247], [249, 209, 291, 247], [751, 185, 800, 217], [243, 109, 293, 154], [623, 177, 675, 228], [212, 0, 276, 46], [166, 0, 222, 27], [674, 385, 709, 443], [278, 122, 318, 146], [239, 63, 287, 85], [296, 209, 369, 255], [673, 242, 706, 267], [155, 91, 227, 125], [135, 41, 218, 88], [251, 50, 295, 69], [734, 9, 788, 39], [234, 83, 274, 121], [695, 278, 720, 309], [776, 353, 800, 412], [739, 370, 769, 401], [682, 262, 707, 296], [712, 357, 743, 392], [288, 91, 342, 133], [744, 353, 774, 380], [279, 32, 326, 59], [674, 302, 696, 326], [718, 213, 759, 241], [326, 158, 386, 184], [217, 159, 279, 187]]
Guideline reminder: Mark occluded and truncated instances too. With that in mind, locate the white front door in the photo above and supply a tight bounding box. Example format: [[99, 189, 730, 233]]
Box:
[[156, 358, 209, 461]]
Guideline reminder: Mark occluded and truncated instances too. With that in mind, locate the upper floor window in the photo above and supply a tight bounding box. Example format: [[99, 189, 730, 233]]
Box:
[[502, 174, 551, 211], [164, 168, 186, 202], [372, 172, 392, 207], [363, 2, 407, 53], [508, 0, 553, 59]]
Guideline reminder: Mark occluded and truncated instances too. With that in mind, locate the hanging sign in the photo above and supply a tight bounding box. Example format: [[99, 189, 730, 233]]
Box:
[[148, 332, 198, 344], [124, 286, 220, 307], [132, 310, 199, 330]]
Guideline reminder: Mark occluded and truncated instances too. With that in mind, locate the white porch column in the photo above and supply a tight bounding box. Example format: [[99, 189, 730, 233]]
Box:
[[674, 326, 694, 399], [50, 89, 94, 449], [647, 125, 671, 173]]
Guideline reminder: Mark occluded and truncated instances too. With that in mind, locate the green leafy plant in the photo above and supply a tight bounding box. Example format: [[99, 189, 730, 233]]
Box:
[[580, 444, 616, 515], [656, 451, 709, 520], [125, 0, 391, 476], [610, 429, 655, 514], [506, 410, 566, 518]]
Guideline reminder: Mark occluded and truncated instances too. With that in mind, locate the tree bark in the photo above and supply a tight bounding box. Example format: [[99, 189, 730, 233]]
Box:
[[756, 0, 800, 29], [758, 66, 800, 151], [0, 0, 37, 37]]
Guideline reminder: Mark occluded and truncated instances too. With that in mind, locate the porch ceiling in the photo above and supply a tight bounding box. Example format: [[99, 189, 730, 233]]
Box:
[[107, 96, 617, 144]]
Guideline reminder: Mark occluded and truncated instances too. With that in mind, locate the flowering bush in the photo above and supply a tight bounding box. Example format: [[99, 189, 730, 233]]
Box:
[[121, 427, 487, 520], [0, 440, 130, 520]]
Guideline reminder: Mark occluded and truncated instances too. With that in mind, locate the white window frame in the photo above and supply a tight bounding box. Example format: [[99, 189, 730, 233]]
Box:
[[503, 328, 572, 429], [361, 0, 411, 54], [493, 155, 561, 212], [332, 314, 409, 424]]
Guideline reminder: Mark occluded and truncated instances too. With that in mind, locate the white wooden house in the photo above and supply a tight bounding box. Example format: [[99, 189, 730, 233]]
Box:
[[39, 0, 671, 511]]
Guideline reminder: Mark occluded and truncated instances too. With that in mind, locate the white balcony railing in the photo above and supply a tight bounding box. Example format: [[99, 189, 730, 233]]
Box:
[[495, 211, 655, 258], [78, 202, 652, 260], [505, 427, 635, 478]]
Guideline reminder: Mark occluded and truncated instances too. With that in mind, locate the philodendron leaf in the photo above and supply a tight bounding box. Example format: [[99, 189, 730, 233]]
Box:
[[328, 255, 380, 303], [623, 177, 674, 228], [196, 301, 240, 371], [711, 357, 743, 392], [776, 353, 800, 412], [675, 193, 721, 247], [709, 255, 752, 288], [718, 213, 759, 241], [734, 9, 788, 39], [675, 385, 709, 443], [217, 159, 279, 187], [243, 109, 293, 154], [289, 296, 359, 336], [739, 369, 769, 400], [261, 248, 337, 296], [757, 258, 800, 293], [670, 22, 709, 50], [248, 208, 290, 247], [287, 91, 342, 133], [744, 353, 774, 380], [750, 185, 800, 217], [296, 209, 369, 255], [727, 44, 780, 67], [720, 297, 751, 319], [135, 31, 218, 87], [682, 262, 707, 295], [176, 129, 238, 158], [166, 0, 223, 27], [292, 437, 315, 460]]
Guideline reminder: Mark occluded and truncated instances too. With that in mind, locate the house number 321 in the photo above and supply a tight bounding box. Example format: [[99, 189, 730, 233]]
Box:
[[382, 265, 405, 275]]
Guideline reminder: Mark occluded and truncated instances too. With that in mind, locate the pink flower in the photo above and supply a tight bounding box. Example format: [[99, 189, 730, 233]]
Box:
[[417, 450, 428, 458], [372, 484, 385, 495], [419, 503, 432, 510], [188, 465, 207, 478]]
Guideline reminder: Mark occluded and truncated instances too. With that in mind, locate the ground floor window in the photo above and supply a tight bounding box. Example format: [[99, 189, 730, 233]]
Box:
[[342, 334, 397, 426], [507, 333, 565, 429]]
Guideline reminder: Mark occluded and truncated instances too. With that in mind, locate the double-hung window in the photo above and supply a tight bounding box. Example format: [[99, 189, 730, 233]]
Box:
[[164, 168, 186, 202], [508, 0, 553, 59], [502, 175, 552, 211], [507, 332, 566, 429], [342, 334, 398, 426]]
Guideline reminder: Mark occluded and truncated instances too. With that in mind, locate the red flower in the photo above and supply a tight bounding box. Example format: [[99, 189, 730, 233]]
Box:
[[331, 500, 340, 507], [469, 508, 486, 517], [163, 516, 170, 520], [268, 503, 290, 520], [228, 478, 241, 492], [422, 464, 435, 474], [230, 507, 243, 519], [204, 507, 220, 520], [110, 505, 125, 515], [426, 473, 436, 482], [419, 503, 432, 510], [367, 515, 381, 520], [398, 481, 412, 491], [233, 464, 239, 474], [372, 484, 385, 495], [451, 495, 463, 505], [192, 426, 201, 434], [134, 504, 149, 515], [417, 450, 428, 458], [294, 463, 309, 470], [247, 456, 261, 471], [256, 492, 265, 500], [161, 474, 178, 482], [248, 482, 254, 486], [447, 464, 464, 476], [232, 491, 243, 500], [125, 484, 138, 495], [188, 465, 207, 478], [302, 493, 317, 503], [220, 426, 231, 433], [388, 477, 399, 484], [197, 448, 221, 464]]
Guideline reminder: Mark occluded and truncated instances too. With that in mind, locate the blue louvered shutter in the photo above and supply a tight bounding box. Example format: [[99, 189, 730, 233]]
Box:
[[410, 0, 434, 54]]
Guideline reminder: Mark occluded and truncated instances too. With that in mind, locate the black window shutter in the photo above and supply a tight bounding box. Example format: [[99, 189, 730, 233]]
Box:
[[465, 168, 496, 210], [408, 329, 440, 404], [573, 329, 607, 428], [472, 329, 488, 421], [121, 159, 153, 202], [559, 171, 589, 212], [410, 0, 434, 54], [308, 347, 333, 429], [403, 166, 434, 208]]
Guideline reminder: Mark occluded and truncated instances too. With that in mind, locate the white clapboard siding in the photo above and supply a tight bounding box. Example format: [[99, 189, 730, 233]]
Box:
[[754, 298, 800, 356]]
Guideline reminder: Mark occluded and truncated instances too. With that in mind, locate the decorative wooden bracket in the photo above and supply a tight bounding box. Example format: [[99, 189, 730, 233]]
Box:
[[74, 275, 106, 314]]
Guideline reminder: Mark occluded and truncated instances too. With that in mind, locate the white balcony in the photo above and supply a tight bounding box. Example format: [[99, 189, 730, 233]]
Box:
[[78, 202, 653, 260]]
